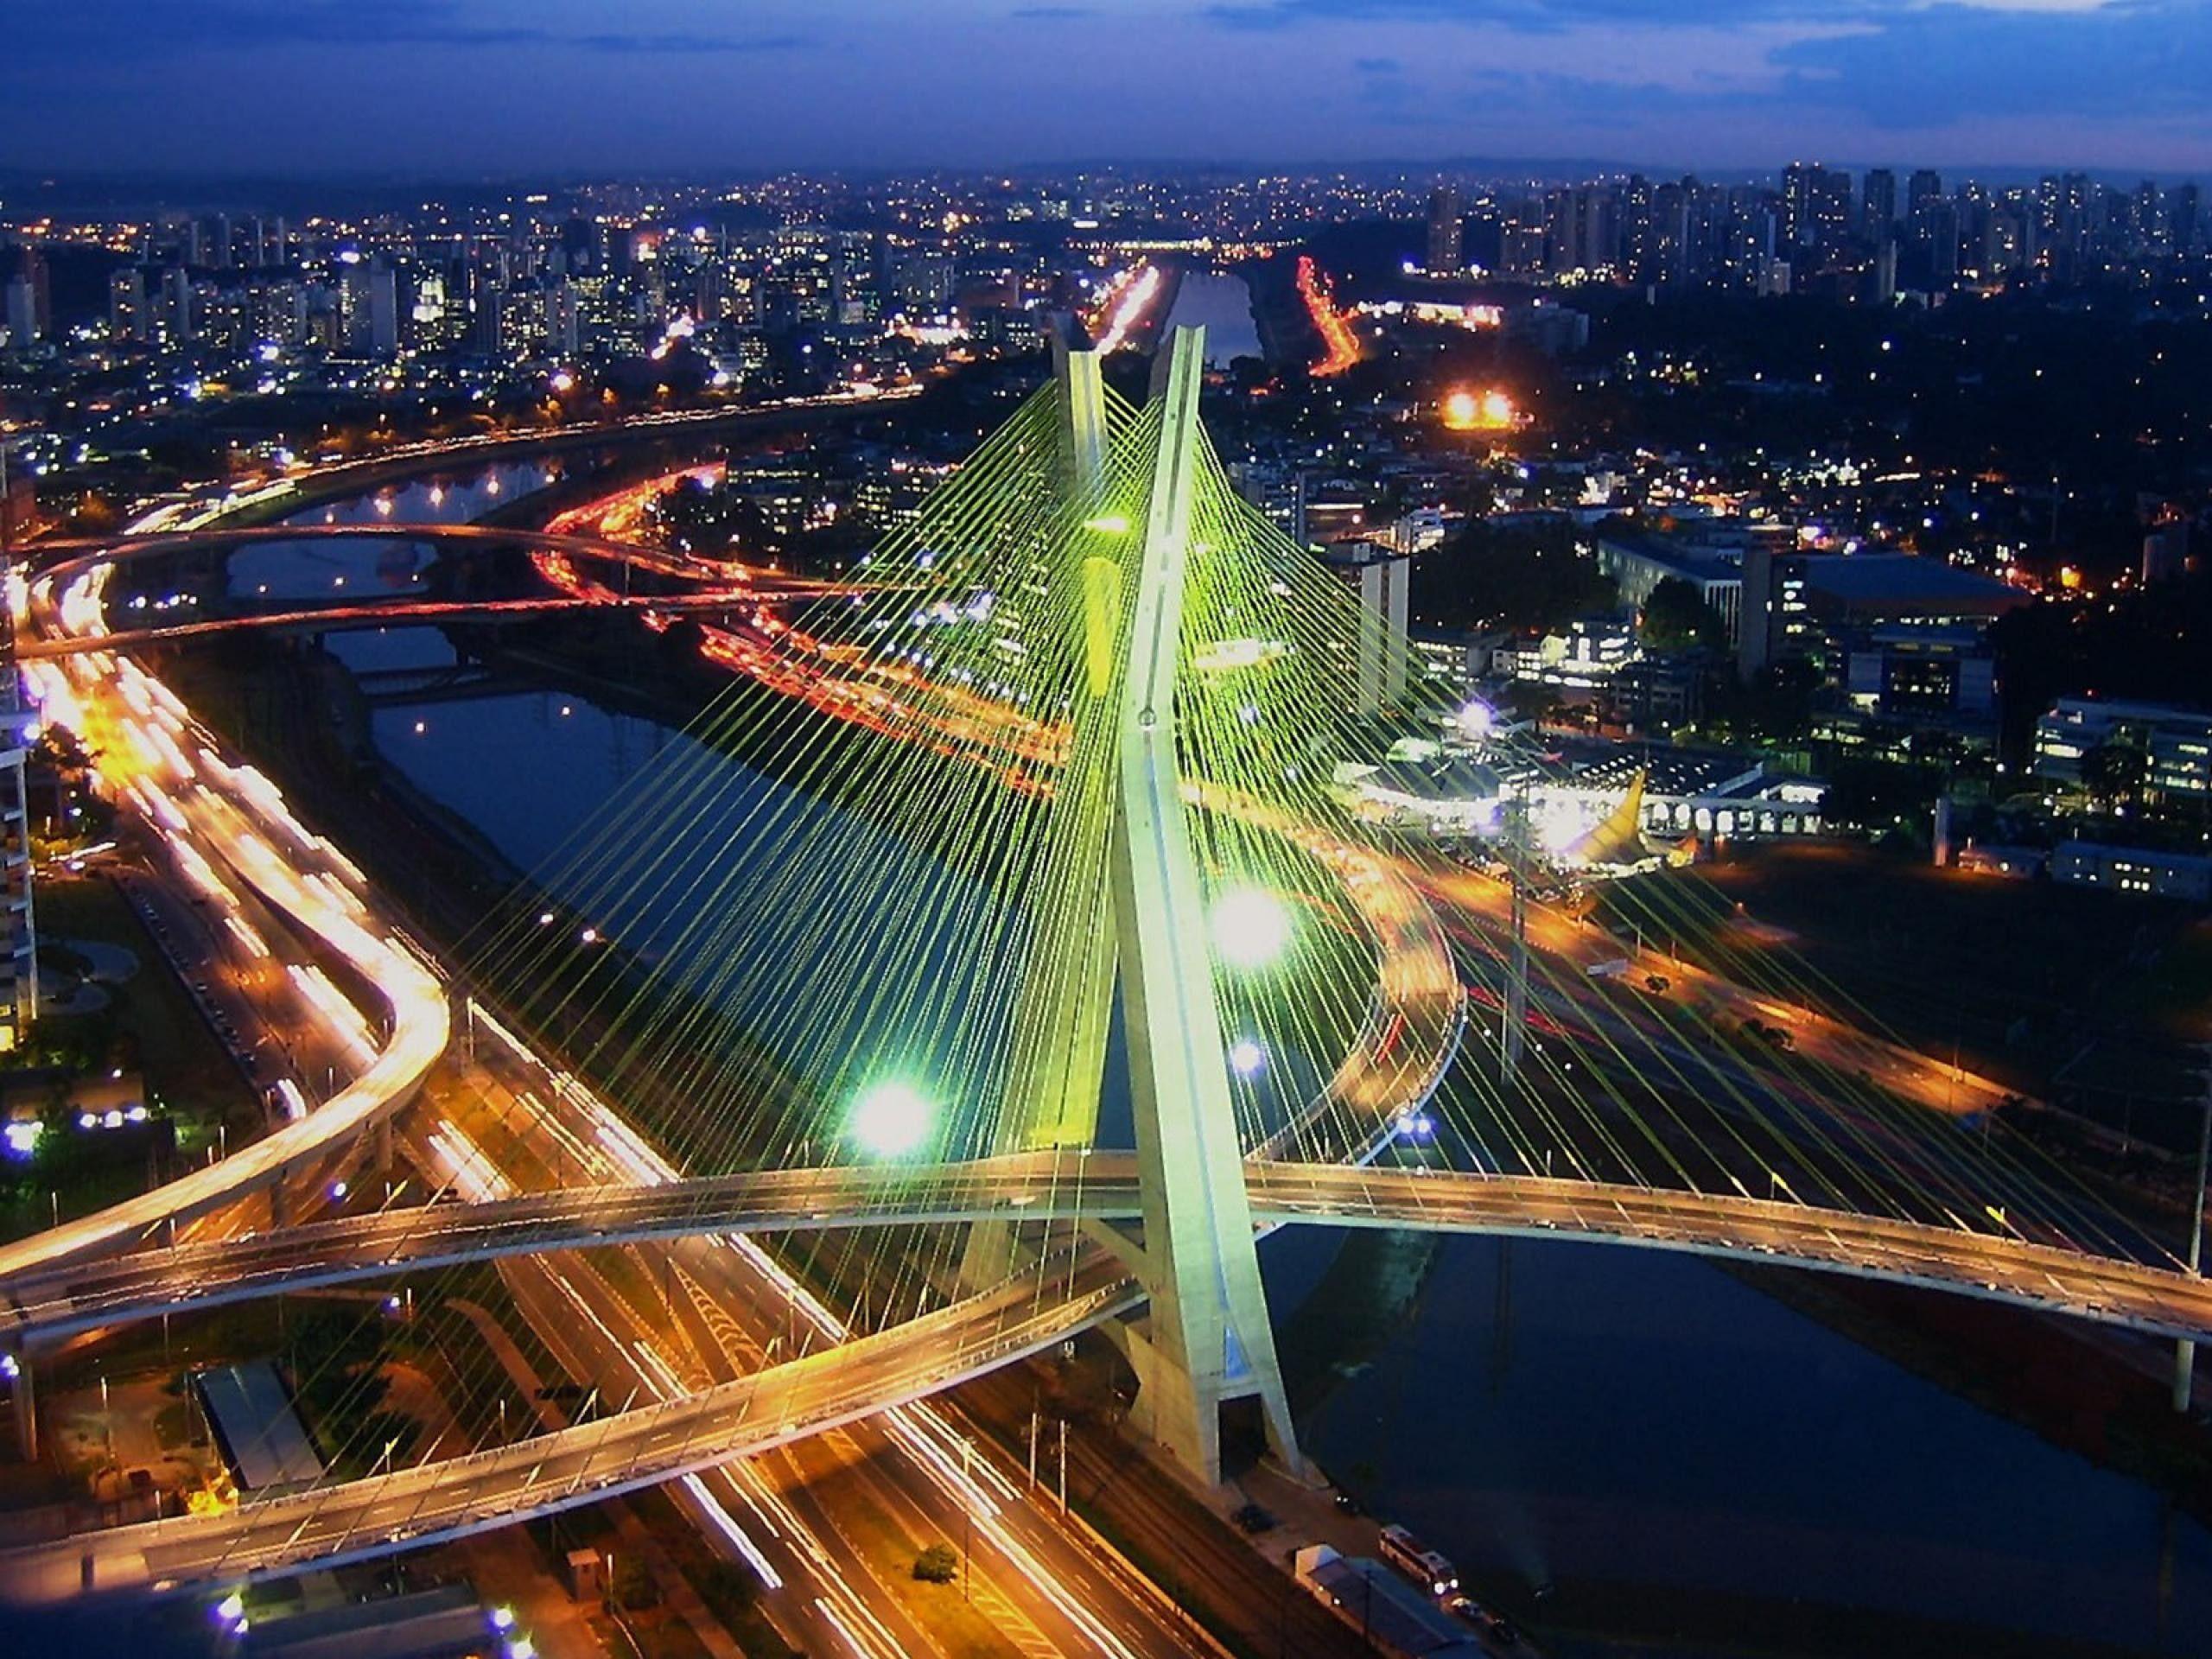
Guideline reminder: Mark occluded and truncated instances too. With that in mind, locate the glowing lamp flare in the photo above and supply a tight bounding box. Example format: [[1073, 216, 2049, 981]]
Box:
[[1441, 390, 1517, 431], [850, 1082, 934, 1157], [1210, 888, 1291, 970]]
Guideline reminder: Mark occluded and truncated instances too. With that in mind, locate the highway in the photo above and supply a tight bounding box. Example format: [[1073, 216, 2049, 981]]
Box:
[[11, 1156, 2212, 1355], [8, 414, 2183, 1638], [5, 446, 1329, 1649], [0, 1249, 1142, 1604], [421, 1046, 1202, 1659], [24, 518, 827, 591], [0, 561, 450, 1277], [12, 588, 824, 663]]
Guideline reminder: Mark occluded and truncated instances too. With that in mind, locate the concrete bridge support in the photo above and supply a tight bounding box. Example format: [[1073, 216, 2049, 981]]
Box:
[[1108, 327, 1301, 1484]]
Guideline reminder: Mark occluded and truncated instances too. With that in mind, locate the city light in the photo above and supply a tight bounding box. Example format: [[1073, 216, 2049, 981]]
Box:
[[850, 1081, 933, 1157], [1294, 255, 1360, 376], [1441, 389, 1517, 432], [1209, 888, 1291, 969]]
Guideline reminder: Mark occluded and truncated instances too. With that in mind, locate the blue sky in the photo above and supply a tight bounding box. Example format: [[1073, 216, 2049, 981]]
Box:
[[5, 1, 2207, 177]]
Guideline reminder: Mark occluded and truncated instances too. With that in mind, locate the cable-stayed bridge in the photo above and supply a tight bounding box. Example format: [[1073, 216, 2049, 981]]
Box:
[[3, 329, 2201, 1607]]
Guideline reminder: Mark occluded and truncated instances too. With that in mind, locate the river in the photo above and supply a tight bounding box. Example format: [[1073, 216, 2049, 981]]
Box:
[[1162, 268, 1263, 366]]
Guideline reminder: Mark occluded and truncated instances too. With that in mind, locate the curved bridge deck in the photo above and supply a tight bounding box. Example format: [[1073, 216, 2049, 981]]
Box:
[[10, 1156, 2207, 1348]]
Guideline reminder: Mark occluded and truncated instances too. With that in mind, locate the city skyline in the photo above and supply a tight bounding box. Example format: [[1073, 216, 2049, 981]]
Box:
[[5, 1, 2210, 179]]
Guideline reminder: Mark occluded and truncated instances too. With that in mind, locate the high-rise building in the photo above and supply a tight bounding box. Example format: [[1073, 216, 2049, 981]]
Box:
[[1782, 162, 1816, 247], [2172, 184, 2202, 254], [161, 265, 196, 342], [1814, 168, 1853, 253], [474, 288, 506, 357], [367, 261, 400, 355], [2, 281, 35, 350], [1425, 186, 1463, 275], [545, 280, 580, 357], [108, 267, 148, 341], [3, 245, 51, 346], [1862, 168, 1897, 238]]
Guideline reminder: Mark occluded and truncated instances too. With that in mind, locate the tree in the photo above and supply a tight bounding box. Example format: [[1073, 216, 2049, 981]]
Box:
[[912, 1542, 959, 1583], [2082, 740, 2148, 813], [1410, 520, 1617, 634], [1637, 576, 1727, 653]]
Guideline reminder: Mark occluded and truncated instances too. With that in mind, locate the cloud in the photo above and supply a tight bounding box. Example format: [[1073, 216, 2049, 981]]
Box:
[[1208, 0, 1871, 31], [1352, 54, 1404, 72], [1009, 5, 1099, 16], [1210, 0, 2209, 135], [5, 1, 810, 60], [1775, 2, 2210, 125]]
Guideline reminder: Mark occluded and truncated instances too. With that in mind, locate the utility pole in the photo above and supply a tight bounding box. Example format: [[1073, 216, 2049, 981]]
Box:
[[2174, 1050, 2211, 1414], [1502, 773, 1531, 1091], [961, 1437, 974, 1603]]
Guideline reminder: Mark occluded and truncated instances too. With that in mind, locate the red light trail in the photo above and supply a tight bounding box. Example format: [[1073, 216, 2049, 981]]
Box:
[[1295, 255, 1360, 377]]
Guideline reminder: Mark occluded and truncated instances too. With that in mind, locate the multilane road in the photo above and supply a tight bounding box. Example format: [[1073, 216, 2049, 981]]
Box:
[[0, 1249, 1144, 1604], [10, 1156, 2211, 1351]]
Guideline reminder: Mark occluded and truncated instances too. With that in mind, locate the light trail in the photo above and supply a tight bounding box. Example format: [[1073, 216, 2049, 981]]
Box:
[[1294, 255, 1360, 376], [1087, 264, 1163, 355]]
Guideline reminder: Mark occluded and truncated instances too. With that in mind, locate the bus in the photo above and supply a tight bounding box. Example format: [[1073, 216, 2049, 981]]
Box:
[[1377, 1523, 1459, 1598]]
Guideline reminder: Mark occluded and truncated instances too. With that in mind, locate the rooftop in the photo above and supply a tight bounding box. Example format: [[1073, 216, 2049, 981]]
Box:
[[1795, 553, 2026, 618]]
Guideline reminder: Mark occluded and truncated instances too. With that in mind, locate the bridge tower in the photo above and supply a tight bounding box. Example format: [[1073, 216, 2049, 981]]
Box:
[[1106, 327, 1302, 1484], [982, 327, 1301, 1484]]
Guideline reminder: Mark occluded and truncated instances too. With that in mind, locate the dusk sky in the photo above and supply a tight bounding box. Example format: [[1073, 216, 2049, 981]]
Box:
[[6, 0, 2209, 178]]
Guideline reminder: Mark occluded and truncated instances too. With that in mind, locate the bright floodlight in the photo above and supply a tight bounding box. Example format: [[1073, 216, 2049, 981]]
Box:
[[1228, 1039, 1267, 1078], [1455, 699, 1494, 743], [850, 1082, 933, 1157], [1210, 888, 1291, 970]]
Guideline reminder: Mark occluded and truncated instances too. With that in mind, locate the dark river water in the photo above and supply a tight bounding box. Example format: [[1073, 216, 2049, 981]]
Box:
[[223, 467, 2212, 1657]]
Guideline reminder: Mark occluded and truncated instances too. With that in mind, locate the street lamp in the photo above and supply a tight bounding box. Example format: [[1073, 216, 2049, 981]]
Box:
[[1209, 888, 1290, 970], [849, 1081, 933, 1159]]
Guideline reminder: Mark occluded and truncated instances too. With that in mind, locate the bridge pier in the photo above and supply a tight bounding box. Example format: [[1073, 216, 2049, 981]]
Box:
[[1108, 327, 1302, 1485]]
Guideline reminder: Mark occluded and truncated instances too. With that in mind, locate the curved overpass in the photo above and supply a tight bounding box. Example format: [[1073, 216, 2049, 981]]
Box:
[[0, 567, 452, 1281], [18, 587, 823, 663], [10, 1157, 2209, 1351], [0, 1248, 1141, 1604], [25, 519, 828, 590], [5, 1159, 2209, 1599]]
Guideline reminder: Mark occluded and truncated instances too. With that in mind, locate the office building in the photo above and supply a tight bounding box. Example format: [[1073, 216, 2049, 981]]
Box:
[[108, 267, 148, 342], [2033, 697, 2212, 810], [1426, 186, 1463, 275]]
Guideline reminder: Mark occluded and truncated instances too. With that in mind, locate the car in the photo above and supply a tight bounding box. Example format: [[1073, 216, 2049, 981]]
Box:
[[1332, 1491, 1364, 1516], [1231, 1502, 1275, 1535], [1643, 974, 1670, 994]]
